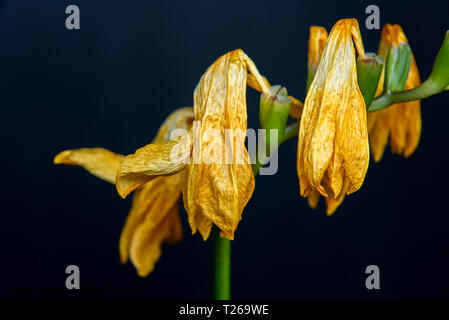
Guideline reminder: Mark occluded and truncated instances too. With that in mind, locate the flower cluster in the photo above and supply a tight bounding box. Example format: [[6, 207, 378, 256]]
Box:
[[55, 18, 448, 276]]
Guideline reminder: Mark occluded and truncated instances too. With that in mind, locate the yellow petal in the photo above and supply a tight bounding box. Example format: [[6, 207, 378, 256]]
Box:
[[307, 190, 320, 209], [297, 19, 369, 199], [368, 24, 422, 161], [247, 73, 271, 93], [367, 109, 390, 162], [288, 96, 304, 120], [54, 148, 124, 184], [116, 133, 191, 199], [306, 178, 349, 215], [308, 26, 328, 69], [119, 172, 183, 277], [389, 55, 421, 157], [324, 178, 349, 216], [152, 107, 195, 144], [116, 107, 194, 199], [183, 49, 255, 240]]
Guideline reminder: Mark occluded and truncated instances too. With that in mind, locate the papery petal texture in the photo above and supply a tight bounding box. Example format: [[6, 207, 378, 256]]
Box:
[[183, 49, 255, 240], [116, 108, 194, 198], [297, 19, 369, 199]]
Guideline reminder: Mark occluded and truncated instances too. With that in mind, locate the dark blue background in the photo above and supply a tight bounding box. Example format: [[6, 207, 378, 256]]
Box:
[[1, 0, 448, 300]]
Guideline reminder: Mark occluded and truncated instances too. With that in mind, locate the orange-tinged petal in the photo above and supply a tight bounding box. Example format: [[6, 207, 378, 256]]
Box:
[[183, 49, 255, 240], [54, 148, 124, 184], [297, 18, 369, 199]]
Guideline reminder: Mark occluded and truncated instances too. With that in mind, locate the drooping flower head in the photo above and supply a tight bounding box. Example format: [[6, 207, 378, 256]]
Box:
[[297, 18, 369, 201], [183, 49, 256, 240], [115, 49, 264, 241], [54, 107, 194, 277], [368, 24, 422, 162]]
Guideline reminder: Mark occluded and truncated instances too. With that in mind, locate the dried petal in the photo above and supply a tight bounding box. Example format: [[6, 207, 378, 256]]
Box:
[[308, 26, 328, 69], [367, 24, 422, 160], [55, 107, 194, 277], [54, 148, 124, 184], [115, 108, 194, 198], [183, 49, 255, 240], [120, 173, 183, 277], [306, 176, 349, 215], [116, 133, 191, 198], [297, 19, 369, 199]]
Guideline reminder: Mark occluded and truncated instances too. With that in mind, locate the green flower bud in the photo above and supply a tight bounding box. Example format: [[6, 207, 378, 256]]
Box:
[[259, 85, 292, 148], [357, 53, 384, 108], [384, 43, 411, 93]]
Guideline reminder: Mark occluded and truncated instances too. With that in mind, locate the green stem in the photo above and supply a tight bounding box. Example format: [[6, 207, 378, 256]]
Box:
[[213, 226, 231, 300], [368, 79, 442, 112], [283, 121, 300, 142]]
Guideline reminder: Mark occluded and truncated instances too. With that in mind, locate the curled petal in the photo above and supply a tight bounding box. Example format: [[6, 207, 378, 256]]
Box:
[[116, 133, 191, 199], [54, 148, 124, 184]]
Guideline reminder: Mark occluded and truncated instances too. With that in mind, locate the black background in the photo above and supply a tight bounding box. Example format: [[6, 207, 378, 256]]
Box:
[[1, 0, 448, 300]]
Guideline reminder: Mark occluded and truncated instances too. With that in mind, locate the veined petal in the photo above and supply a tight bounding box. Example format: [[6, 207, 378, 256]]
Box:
[[119, 172, 183, 277], [183, 49, 255, 240], [298, 18, 369, 198], [54, 148, 124, 184]]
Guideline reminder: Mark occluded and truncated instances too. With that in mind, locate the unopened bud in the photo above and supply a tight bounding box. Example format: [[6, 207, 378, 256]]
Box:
[[357, 53, 384, 108]]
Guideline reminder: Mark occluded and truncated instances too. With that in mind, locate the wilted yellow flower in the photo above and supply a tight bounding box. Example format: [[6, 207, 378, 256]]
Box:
[[297, 19, 369, 203], [368, 24, 422, 162], [115, 49, 268, 241], [54, 107, 194, 277], [303, 25, 348, 215]]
